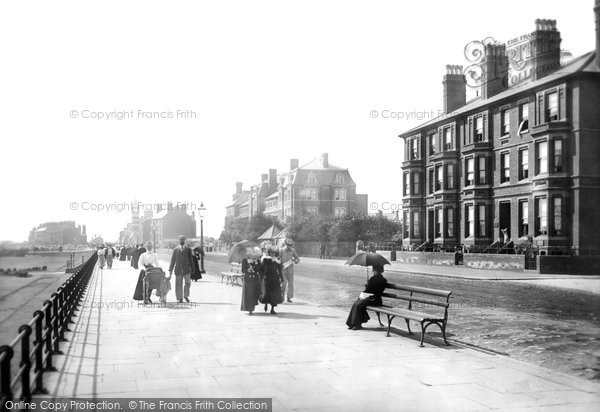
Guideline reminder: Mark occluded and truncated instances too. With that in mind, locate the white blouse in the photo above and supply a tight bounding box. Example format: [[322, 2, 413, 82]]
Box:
[[138, 252, 159, 267]]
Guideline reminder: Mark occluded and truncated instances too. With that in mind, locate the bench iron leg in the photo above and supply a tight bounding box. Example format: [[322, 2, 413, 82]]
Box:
[[386, 315, 395, 337], [376, 312, 384, 327], [441, 320, 449, 346], [405, 319, 413, 335], [419, 322, 426, 347]]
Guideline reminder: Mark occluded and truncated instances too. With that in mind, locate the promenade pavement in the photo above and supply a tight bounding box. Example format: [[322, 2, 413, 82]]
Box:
[[40, 259, 600, 411]]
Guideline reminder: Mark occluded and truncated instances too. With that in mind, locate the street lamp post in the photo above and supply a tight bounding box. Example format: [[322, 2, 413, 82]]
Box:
[[153, 230, 156, 252], [198, 202, 206, 273]]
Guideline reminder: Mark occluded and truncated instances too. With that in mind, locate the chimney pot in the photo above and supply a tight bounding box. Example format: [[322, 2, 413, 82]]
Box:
[[322, 153, 329, 168], [480, 43, 508, 99], [290, 158, 299, 171], [442, 64, 466, 113], [269, 169, 277, 190]]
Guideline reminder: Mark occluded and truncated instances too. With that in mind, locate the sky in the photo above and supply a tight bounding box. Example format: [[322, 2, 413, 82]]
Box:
[[0, 0, 596, 242]]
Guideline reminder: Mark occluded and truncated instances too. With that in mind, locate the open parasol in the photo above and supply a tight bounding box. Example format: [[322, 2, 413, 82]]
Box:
[[227, 240, 258, 263], [345, 251, 391, 281]]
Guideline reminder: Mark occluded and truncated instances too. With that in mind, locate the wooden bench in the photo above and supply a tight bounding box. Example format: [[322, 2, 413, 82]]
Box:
[[220, 262, 243, 286], [367, 283, 452, 347]]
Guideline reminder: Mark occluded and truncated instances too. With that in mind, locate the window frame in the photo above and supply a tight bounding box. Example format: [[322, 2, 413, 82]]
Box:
[[518, 147, 529, 180], [501, 107, 510, 136], [465, 157, 475, 187], [500, 152, 510, 184]]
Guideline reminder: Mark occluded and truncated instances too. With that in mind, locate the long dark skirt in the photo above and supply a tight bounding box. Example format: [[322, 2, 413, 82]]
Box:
[[241, 274, 261, 312], [133, 270, 146, 300], [119, 252, 126, 261], [259, 274, 283, 306], [191, 258, 202, 281], [346, 296, 381, 327]]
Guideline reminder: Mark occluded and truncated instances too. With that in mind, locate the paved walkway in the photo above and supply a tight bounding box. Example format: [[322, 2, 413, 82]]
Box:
[[40, 259, 600, 411]]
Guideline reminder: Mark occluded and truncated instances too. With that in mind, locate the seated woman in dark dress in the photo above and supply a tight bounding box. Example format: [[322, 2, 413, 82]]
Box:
[[346, 265, 388, 330]]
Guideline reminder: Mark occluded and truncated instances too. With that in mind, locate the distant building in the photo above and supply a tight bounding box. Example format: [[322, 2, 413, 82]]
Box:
[[226, 153, 368, 222], [140, 203, 196, 247], [398, 14, 600, 255], [29, 221, 87, 247]]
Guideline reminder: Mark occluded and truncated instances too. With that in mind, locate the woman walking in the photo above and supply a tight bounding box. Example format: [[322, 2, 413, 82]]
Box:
[[259, 246, 283, 314], [97, 245, 106, 269], [241, 247, 262, 315]]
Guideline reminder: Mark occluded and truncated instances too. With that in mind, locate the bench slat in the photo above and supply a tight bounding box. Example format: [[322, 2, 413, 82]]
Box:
[[386, 283, 452, 298], [368, 307, 444, 322], [380, 293, 449, 308]]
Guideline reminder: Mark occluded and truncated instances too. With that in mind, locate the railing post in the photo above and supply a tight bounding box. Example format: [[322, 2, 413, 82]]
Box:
[[32, 310, 47, 394], [43, 301, 55, 371], [0, 345, 15, 403], [50, 294, 63, 353], [18, 325, 32, 400]]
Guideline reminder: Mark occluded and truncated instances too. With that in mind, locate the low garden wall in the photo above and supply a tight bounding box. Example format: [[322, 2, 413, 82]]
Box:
[[392, 251, 456, 266], [463, 254, 526, 272], [538, 255, 600, 275]]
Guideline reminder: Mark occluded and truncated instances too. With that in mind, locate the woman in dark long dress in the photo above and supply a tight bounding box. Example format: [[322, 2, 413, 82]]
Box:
[[191, 246, 203, 281], [346, 265, 388, 330], [241, 247, 262, 315], [259, 248, 283, 314], [119, 246, 127, 261], [131, 245, 146, 269]]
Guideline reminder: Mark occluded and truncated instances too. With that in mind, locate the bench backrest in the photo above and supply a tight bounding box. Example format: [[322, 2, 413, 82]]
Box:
[[231, 262, 241, 273], [382, 283, 452, 315]]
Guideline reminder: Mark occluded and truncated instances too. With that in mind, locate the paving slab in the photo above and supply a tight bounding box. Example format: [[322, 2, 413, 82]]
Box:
[[35, 259, 600, 411]]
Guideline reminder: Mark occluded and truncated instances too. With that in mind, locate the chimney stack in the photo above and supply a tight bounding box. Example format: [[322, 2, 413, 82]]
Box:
[[481, 43, 509, 99], [595, 0, 600, 64], [530, 19, 561, 81], [442, 65, 466, 114], [290, 158, 299, 170], [321, 153, 329, 168], [235, 181, 243, 196], [269, 168, 277, 190]]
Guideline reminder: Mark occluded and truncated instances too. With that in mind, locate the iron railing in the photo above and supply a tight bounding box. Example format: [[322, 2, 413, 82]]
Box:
[[0, 253, 97, 408]]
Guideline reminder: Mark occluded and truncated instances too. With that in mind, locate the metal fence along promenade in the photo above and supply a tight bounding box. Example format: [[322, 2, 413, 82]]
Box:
[[0, 253, 98, 408]]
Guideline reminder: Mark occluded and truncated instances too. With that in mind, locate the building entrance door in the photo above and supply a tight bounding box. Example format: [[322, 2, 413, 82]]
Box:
[[428, 209, 435, 242], [499, 201, 511, 243]]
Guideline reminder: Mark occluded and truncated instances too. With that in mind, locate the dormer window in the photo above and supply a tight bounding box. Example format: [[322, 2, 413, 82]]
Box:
[[307, 172, 317, 184], [334, 173, 344, 184]]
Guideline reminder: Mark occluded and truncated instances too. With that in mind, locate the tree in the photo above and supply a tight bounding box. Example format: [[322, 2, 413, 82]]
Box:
[[219, 213, 279, 244]]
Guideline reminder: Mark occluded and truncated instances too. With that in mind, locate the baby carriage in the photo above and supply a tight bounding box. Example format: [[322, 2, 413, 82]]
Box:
[[143, 267, 169, 304]]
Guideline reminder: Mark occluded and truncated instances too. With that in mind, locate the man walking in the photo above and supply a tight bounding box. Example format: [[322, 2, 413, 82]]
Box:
[[105, 244, 116, 269], [169, 235, 195, 303], [280, 238, 300, 303]]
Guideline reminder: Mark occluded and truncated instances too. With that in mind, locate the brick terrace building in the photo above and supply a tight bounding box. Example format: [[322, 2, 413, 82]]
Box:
[[226, 153, 368, 223], [399, 7, 600, 255]]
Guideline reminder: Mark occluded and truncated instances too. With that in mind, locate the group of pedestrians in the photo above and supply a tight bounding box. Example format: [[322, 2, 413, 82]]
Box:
[[96, 245, 116, 269], [130, 236, 204, 304], [240, 239, 300, 315]]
